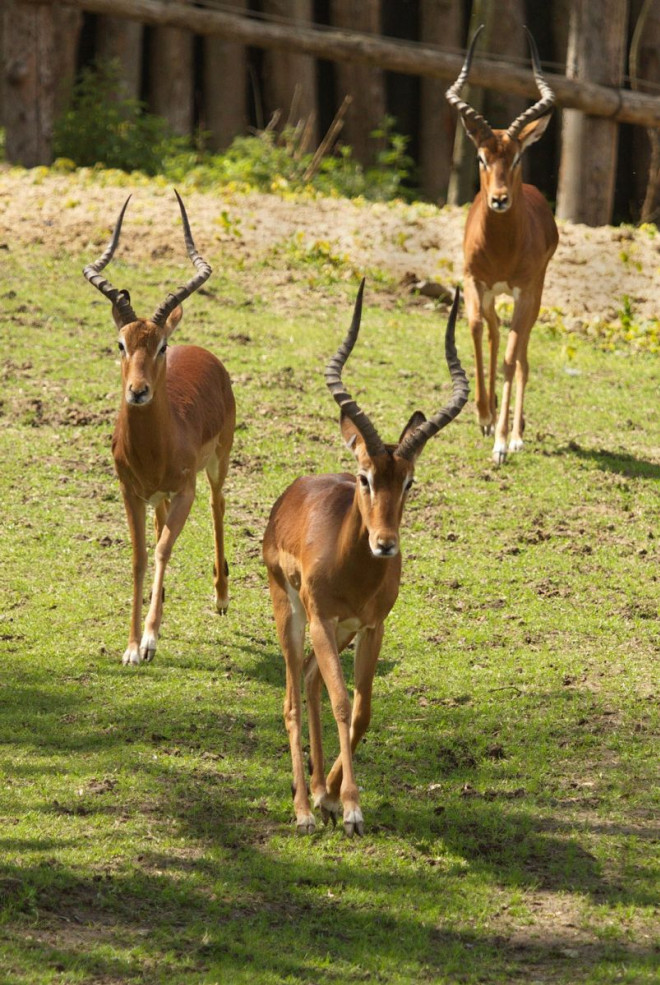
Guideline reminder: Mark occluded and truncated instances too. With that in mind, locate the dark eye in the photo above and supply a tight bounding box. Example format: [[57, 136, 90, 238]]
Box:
[[405, 478, 415, 493], [358, 474, 370, 490], [158, 343, 168, 357], [117, 340, 126, 354], [478, 154, 488, 169]]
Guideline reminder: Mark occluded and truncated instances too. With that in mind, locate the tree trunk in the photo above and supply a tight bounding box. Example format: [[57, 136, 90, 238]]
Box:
[[331, 0, 385, 165], [96, 16, 144, 100], [419, 0, 463, 204], [556, 0, 629, 226], [202, 0, 248, 150], [2, 1, 56, 165], [262, 0, 317, 145], [148, 0, 194, 136]]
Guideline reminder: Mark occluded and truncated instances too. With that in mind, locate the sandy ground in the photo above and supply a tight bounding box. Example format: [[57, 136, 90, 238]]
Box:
[[1, 168, 659, 331]]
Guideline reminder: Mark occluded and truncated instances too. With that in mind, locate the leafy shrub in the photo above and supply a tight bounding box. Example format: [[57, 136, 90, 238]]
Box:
[[54, 61, 416, 201], [53, 60, 187, 174], [163, 116, 415, 202]]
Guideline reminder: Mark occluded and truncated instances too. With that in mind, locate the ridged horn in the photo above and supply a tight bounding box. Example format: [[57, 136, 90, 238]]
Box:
[[396, 287, 469, 461], [325, 279, 387, 460], [151, 190, 212, 328], [83, 195, 137, 327], [445, 25, 494, 144], [507, 26, 556, 140]]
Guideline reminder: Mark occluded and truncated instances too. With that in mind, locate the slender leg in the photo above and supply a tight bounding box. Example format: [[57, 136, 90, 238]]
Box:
[[207, 446, 231, 613], [509, 329, 531, 452], [325, 625, 383, 817], [140, 484, 196, 661], [305, 628, 355, 825], [304, 652, 326, 811], [492, 328, 519, 465], [493, 291, 540, 464], [154, 498, 169, 542], [308, 616, 363, 836], [463, 277, 491, 434], [483, 296, 500, 433], [120, 486, 147, 666], [268, 575, 312, 833]]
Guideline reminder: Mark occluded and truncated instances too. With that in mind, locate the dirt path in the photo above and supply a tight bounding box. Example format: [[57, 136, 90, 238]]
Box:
[[1, 168, 658, 329]]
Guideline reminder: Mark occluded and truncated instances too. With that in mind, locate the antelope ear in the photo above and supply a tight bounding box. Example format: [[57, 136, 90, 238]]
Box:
[[164, 304, 183, 337], [517, 112, 552, 152], [340, 413, 363, 457], [459, 114, 485, 148], [398, 410, 426, 447], [111, 290, 133, 329]]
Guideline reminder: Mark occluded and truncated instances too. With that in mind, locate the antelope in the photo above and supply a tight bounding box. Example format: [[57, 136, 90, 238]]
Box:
[[446, 25, 558, 465], [262, 281, 468, 835], [84, 192, 236, 665]]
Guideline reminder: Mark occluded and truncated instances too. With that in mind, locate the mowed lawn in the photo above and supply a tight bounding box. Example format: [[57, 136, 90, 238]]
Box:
[[0, 177, 658, 985]]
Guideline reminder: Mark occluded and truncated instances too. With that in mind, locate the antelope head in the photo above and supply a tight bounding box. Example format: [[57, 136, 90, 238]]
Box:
[[325, 281, 469, 558], [83, 191, 211, 407], [446, 25, 555, 214]]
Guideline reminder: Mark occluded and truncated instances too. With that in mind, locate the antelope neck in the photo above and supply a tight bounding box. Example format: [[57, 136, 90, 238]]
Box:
[[116, 389, 172, 484]]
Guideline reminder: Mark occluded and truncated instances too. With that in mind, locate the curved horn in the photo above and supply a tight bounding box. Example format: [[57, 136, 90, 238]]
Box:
[[325, 279, 387, 460], [151, 190, 212, 328], [506, 27, 556, 139], [445, 25, 494, 144], [83, 195, 137, 327], [396, 287, 469, 462]]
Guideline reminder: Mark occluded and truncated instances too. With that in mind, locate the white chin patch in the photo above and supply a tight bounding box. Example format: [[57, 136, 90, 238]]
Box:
[[371, 543, 399, 559], [126, 391, 152, 406]]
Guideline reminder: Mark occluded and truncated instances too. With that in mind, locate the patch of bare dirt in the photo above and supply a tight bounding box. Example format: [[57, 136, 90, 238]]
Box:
[[1, 169, 659, 326]]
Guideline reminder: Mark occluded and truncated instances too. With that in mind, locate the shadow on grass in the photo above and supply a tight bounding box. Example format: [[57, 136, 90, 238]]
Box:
[[1, 834, 655, 985], [2, 636, 656, 983], [560, 440, 660, 480]]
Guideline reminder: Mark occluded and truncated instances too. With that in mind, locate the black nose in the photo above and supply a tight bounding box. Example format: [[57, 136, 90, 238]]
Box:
[[128, 384, 150, 403], [491, 193, 509, 211]]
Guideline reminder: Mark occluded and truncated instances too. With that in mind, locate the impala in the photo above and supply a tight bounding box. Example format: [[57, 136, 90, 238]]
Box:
[[446, 25, 558, 465], [263, 281, 468, 835], [84, 192, 236, 665]]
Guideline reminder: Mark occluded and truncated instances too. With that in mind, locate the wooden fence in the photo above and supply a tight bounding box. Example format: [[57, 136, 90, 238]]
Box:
[[4, 0, 660, 225]]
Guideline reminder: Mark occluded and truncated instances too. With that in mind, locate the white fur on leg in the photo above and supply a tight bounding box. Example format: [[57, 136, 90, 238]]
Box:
[[343, 806, 364, 837], [492, 438, 508, 466], [139, 631, 158, 662], [295, 812, 316, 835], [122, 643, 141, 666]]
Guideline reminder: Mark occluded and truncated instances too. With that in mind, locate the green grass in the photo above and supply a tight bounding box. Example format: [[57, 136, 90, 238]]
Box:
[[0, 177, 658, 985]]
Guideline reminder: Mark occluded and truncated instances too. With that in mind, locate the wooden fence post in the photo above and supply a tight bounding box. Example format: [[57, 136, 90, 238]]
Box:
[[419, 0, 463, 205], [446, 0, 489, 206], [630, 0, 660, 223], [331, 0, 386, 165], [556, 0, 630, 226], [203, 0, 248, 150], [148, 0, 193, 136], [95, 15, 143, 100], [2, 1, 57, 166], [263, 0, 317, 143]]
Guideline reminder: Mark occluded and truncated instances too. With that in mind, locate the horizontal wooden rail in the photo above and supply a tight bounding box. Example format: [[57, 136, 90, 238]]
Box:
[[19, 0, 660, 128]]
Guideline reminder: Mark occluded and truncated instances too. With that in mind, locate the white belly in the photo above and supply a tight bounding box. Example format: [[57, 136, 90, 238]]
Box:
[[482, 281, 520, 309], [337, 617, 364, 634]]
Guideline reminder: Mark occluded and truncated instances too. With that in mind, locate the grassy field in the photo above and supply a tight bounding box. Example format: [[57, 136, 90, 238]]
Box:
[[0, 176, 658, 985]]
